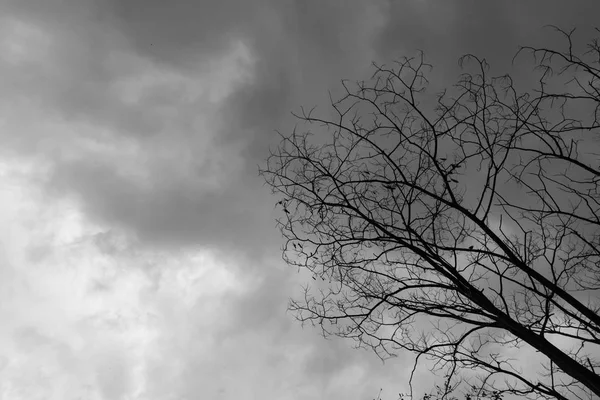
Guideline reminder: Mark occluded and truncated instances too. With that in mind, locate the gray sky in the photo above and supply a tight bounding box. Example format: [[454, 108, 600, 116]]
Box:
[[0, 1, 599, 399]]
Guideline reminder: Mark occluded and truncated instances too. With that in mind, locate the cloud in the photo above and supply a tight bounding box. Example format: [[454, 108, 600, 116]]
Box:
[[1, 1, 599, 399], [0, 161, 411, 400], [0, 0, 393, 258], [0, 1, 400, 396], [0, 163, 240, 398], [0, 9, 268, 252], [2, 0, 600, 259]]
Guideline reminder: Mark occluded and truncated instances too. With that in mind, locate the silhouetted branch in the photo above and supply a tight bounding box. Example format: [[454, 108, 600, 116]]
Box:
[[262, 27, 600, 400]]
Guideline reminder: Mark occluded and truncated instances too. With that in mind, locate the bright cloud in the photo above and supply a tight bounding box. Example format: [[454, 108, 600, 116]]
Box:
[[0, 160, 248, 399]]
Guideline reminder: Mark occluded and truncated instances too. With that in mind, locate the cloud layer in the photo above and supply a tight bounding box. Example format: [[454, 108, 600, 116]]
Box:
[[0, 1, 599, 399]]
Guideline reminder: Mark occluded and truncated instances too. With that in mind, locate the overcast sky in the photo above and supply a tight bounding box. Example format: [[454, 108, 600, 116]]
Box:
[[0, 1, 599, 399]]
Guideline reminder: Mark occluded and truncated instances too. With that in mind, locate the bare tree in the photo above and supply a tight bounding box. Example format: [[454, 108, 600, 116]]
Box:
[[261, 27, 600, 400]]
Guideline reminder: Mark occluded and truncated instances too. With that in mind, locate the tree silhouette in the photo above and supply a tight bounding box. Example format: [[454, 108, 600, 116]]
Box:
[[261, 27, 600, 400]]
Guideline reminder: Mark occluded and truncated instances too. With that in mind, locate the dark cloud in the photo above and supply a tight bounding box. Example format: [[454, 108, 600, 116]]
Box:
[[47, 156, 277, 255], [2, 0, 390, 260], [100, 0, 264, 70], [376, 1, 600, 79], [3, 0, 600, 267], [221, 0, 389, 155]]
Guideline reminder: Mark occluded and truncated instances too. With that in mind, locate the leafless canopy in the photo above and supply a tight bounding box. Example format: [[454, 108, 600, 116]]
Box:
[[261, 27, 600, 400]]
